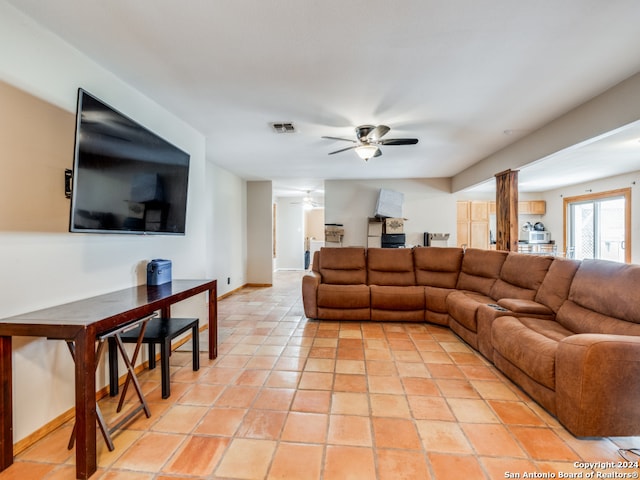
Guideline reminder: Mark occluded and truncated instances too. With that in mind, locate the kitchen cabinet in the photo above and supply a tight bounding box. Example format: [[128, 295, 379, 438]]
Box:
[[458, 199, 545, 250], [457, 201, 488, 249], [519, 200, 546, 215], [456, 201, 470, 247], [470, 201, 489, 221], [529, 200, 546, 215], [490, 200, 545, 215]]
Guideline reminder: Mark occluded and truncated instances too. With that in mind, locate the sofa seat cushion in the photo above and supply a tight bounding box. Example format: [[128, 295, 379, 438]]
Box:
[[492, 316, 572, 390], [497, 298, 553, 317], [518, 317, 575, 342], [370, 285, 425, 311], [425, 286, 454, 313], [446, 290, 493, 333], [317, 284, 370, 309]]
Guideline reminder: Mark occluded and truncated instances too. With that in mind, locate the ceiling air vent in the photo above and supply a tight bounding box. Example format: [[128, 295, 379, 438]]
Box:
[[270, 122, 296, 133]]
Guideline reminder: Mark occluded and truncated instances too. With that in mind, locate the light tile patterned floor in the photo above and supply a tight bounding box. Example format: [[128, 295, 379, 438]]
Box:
[[4, 271, 640, 479]]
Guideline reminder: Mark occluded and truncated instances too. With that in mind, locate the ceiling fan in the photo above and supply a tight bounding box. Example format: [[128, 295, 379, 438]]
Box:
[[290, 190, 323, 209], [322, 124, 418, 161]]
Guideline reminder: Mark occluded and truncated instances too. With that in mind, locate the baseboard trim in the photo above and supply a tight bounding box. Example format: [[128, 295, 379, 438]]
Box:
[[218, 284, 272, 300], [14, 409, 75, 455], [217, 285, 245, 300]]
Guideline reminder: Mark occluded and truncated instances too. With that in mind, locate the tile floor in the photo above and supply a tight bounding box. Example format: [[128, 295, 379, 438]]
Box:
[[3, 271, 639, 479]]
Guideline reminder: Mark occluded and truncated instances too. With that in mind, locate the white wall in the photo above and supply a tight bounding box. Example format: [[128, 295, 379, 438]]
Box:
[[0, 1, 246, 443], [207, 163, 247, 295], [275, 198, 305, 270], [541, 171, 640, 263], [325, 178, 456, 247]]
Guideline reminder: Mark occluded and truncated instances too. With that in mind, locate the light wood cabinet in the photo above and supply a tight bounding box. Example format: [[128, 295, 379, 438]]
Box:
[[490, 200, 545, 215], [470, 221, 489, 249], [529, 200, 546, 215], [457, 220, 470, 248], [518, 200, 546, 215], [518, 201, 531, 214], [470, 201, 489, 221], [457, 201, 488, 249], [457, 199, 545, 249], [456, 201, 470, 247], [457, 201, 470, 222]]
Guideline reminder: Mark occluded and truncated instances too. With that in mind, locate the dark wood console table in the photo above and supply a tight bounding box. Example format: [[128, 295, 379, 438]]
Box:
[[0, 279, 217, 479]]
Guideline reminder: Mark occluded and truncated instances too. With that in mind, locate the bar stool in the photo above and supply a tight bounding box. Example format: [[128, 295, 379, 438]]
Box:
[[66, 313, 155, 451], [109, 317, 199, 399]]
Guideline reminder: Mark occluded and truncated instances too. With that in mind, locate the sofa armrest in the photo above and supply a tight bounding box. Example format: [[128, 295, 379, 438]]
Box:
[[496, 298, 553, 318], [302, 272, 321, 319], [476, 306, 515, 360], [556, 333, 640, 437]]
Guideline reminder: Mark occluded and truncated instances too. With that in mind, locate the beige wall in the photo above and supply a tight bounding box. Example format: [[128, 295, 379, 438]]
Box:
[[305, 208, 324, 242], [246, 181, 273, 284], [0, 80, 74, 232]]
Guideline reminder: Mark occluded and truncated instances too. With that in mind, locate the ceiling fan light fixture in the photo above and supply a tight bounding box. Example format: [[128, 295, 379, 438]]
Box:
[[355, 144, 378, 161]]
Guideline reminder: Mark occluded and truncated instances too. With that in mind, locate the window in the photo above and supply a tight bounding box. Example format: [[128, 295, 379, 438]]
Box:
[[563, 188, 631, 263]]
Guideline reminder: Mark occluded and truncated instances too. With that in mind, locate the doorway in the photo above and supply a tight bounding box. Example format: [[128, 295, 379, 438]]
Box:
[[563, 188, 631, 263]]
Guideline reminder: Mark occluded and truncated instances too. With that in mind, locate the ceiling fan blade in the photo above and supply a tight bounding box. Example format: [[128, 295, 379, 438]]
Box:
[[373, 148, 382, 157], [321, 136, 356, 143], [328, 145, 358, 155], [379, 138, 419, 146], [367, 125, 390, 141]]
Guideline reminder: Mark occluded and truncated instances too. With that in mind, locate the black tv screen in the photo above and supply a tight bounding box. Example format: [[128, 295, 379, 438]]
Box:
[[69, 89, 190, 235]]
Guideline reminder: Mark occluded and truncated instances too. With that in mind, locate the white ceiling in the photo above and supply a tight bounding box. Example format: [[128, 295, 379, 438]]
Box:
[[7, 0, 640, 196]]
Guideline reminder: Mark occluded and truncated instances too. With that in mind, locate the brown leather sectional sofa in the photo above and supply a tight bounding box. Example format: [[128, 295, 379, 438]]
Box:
[[302, 246, 640, 437]]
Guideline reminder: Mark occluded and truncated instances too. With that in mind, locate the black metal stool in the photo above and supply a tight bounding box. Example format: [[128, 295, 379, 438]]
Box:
[[109, 317, 199, 399], [66, 313, 155, 451]]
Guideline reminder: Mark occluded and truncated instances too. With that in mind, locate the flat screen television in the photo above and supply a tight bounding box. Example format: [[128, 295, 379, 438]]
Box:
[[69, 89, 190, 235]]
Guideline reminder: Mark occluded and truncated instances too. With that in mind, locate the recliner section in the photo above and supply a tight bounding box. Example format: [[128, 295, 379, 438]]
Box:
[[301, 246, 640, 437]]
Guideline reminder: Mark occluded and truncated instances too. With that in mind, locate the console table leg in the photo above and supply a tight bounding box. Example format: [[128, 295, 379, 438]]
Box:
[[0, 336, 13, 471], [74, 330, 97, 479]]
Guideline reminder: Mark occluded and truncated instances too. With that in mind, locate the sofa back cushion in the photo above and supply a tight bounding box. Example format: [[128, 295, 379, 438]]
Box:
[[367, 248, 416, 286], [490, 253, 554, 301], [557, 259, 640, 335], [534, 257, 580, 312], [456, 249, 508, 296], [319, 247, 367, 285], [414, 247, 463, 288]]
